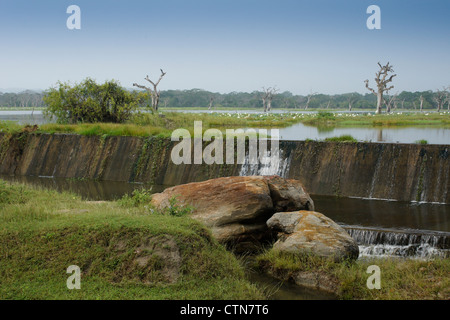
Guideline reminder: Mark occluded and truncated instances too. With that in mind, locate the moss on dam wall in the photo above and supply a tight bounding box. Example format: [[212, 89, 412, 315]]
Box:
[[0, 132, 448, 203]]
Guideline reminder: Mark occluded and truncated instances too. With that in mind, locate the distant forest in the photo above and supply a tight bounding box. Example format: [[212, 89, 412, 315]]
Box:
[[0, 88, 448, 111]]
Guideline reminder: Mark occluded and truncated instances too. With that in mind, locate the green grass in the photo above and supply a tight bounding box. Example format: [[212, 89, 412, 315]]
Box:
[[0, 120, 24, 134], [255, 249, 450, 300], [0, 180, 264, 300], [324, 135, 357, 143], [38, 122, 170, 137], [2, 111, 450, 139]]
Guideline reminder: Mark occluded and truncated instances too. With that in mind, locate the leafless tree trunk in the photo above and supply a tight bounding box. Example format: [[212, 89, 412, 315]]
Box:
[[326, 100, 331, 109], [133, 69, 167, 113], [262, 87, 278, 112], [419, 95, 424, 112], [383, 92, 398, 113], [445, 86, 450, 111], [347, 94, 356, 112], [364, 62, 397, 114], [304, 91, 317, 110], [208, 97, 214, 110], [261, 91, 268, 112], [434, 88, 447, 112]]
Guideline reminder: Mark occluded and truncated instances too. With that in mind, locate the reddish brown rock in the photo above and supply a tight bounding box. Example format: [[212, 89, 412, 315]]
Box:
[[263, 175, 315, 212], [267, 211, 359, 261], [150, 176, 314, 245]]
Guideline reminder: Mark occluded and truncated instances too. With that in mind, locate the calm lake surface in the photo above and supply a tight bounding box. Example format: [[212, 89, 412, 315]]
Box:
[[1, 110, 449, 144]]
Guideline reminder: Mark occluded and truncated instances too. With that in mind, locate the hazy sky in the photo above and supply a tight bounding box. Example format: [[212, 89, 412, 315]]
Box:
[[1, 0, 449, 95]]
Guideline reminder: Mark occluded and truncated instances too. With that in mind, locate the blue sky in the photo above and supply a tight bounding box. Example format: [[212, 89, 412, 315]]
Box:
[[0, 0, 449, 95]]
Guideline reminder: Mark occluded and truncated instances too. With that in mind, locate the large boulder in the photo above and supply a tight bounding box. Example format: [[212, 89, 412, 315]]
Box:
[[267, 211, 359, 261], [150, 176, 314, 245]]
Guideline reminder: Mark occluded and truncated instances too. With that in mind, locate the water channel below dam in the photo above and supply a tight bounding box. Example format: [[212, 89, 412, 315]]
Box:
[[1, 173, 449, 300], [2, 174, 449, 261]]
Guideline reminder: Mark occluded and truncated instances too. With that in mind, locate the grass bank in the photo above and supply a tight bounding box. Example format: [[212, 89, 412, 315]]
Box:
[[1, 111, 449, 139], [0, 180, 264, 300], [255, 249, 450, 300], [0, 112, 305, 138]]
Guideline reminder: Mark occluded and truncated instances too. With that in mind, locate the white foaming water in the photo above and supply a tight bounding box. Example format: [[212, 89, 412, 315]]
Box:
[[239, 149, 291, 178], [343, 225, 450, 260], [358, 244, 450, 260]]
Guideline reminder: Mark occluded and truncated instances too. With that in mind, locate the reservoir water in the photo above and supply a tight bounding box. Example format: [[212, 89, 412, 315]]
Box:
[[1, 110, 449, 144]]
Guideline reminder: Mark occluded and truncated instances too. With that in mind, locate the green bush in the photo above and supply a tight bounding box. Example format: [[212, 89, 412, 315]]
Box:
[[316, 111, 336, 121], [43, 78, 142, 124], [118, 188, 153, 207], [163, 196, 195, 217], [325, 135, 357, 142]]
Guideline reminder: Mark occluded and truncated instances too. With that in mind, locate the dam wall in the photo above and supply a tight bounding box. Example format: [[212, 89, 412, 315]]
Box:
[[0, 132, 448, 203]]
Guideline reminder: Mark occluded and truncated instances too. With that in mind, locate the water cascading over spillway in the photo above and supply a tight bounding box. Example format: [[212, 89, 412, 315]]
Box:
[[341, 225, 450, 259], [239, 148, 291, 178]]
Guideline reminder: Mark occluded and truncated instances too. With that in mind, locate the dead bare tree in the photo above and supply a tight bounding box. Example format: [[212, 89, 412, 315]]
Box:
[[261, 89, 268, 112], [445, 86, 450, 111], [434, 88, 447, 112], [133, 69, 167, 113], [383, 91, 398, 113], [208, 97, 214, 110], [364, 62, 397, 114], [262, 87, 278, 112], [419, 95, 424, 112], [304, 91, 317, 110], [347, 94, 357, 112]]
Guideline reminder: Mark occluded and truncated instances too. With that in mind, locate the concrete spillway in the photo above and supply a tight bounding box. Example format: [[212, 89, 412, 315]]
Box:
[[0, 133, 449, 204]]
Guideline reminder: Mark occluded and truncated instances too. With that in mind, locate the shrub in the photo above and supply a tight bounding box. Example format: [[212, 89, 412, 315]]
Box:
[[163, 196, 195, 217], [316, 111, 336, 121], [43, 78, 141, 124], [118, 188, 153, 207], [325, 135, 357, 142]]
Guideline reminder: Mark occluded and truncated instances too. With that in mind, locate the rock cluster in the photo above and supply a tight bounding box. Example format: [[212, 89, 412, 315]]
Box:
[[151, 175, 314, 245], [267, 211, 359, 261], [151, 175, 358, 260]]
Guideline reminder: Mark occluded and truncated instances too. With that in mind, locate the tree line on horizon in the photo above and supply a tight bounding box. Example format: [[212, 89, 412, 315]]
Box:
[[1, 87, 449, 111]]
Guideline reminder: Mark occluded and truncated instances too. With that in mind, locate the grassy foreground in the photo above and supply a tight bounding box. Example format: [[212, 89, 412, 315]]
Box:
[[1, 180, 449, 300], [0, 180, 264, 300], [255, 249, 450, 300]]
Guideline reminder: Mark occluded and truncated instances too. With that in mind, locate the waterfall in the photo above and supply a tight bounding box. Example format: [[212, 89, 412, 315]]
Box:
[[239, 148, 291, 178], [368, 152, 383, 199], [341, 225, 450, 259]]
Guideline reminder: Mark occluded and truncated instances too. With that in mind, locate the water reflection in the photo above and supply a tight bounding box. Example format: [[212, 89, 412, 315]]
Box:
[[0, 175, 168, 201], [0, 110, 49, 125], [278, 123, 450, 145]]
